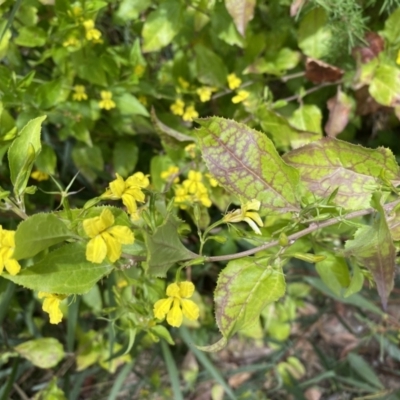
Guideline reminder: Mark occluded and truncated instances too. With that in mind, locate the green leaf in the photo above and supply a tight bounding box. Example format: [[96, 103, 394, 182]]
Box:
[[369, 64, 400, 107], [8, 116, 46, 194], [283, 137, 400, 210], [71, 145, 104, 182], [145, 217, 198, 277], [115, 0, 151, 22], [382, 7, 400, 47], [13, 213, 74, 260], [347, 353, 384, 389], [297, 7, 331, 59], [33, 378, 67, 400], [196, 336, 228, 353], [289, 104, 322, 135], [35, 143, 57, 175], [15, 26, 46, 47], [35, 79, 66, 109], [194, 45, 229, 87], [388, 207, 400, 240], [196, 117, 300, 213], [344, 263, 364, 298], [344, 193, 396, 308], [5, 243, 114, 295], [14, 338, 65, 369], [214, 258, 285, 339], [115, 93, 149, 117], [113, 140, 138, 178], [244, 48, 301, 76], [142, 0, 183, 53], [257, 107, 319, 151], [314, 248, 351, 297], [224, 0, 255, 36]]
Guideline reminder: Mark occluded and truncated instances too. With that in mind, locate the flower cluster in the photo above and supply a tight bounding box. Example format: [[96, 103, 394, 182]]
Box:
[[102, 172, 149, 215], [161, 166, 180, 183], [173, 170, 212, 209], [0, 227, 21, 276], [153, 281, 199, 327], [223, 199, 264, 234], [83, 19, 102, 42], [99, 91, 116, 110], [170, 99, 199, 122], [38, 292, 66, 324], [83, 208, 134, 263]]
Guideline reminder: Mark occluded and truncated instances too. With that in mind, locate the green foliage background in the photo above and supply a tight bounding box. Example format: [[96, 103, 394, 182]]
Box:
[[1, 0, 400, 398]]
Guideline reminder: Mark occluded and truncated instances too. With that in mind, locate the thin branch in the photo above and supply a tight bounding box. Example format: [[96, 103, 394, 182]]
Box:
[[280, 81, 341, 103], [204, 198, 400, 263]]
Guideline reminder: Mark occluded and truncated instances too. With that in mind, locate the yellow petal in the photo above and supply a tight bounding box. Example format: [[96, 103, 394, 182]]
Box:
[[153, 297, 173, 319], [181, 299, 200, 321], [245, 199, 261, 211], [5, 259, 21, 275], [122, 194, 138, 214], [43, 297, 63, 324], [178, 281, 195, 298], [86, 235, 107, 263], [166, 283, 181, 297], [124, 187, 145, 203], [243, 217, 262, 235], [245, 211, 263, 227], [126, 172, 150, 188], [102, 232, 122, 263], [109, 174, 126, 197], [167, 299, 183, 327], [83, 217, 101, 238], [99, 208, 115, 229], [2, 230, 15, 247], [108, 226, 135, 245], [38, 291, 49, 299]]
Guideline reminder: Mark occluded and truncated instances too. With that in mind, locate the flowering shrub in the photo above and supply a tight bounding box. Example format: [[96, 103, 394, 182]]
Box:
[[1, 0, 400, 398]]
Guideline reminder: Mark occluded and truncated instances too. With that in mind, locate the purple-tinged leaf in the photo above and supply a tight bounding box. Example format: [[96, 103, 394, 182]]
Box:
[[325, 88, 354, 137], [196, 117, 300, 213], [344, 193, 396, 309], [283, 137, 400, 210], [214, 258, 285, 339]]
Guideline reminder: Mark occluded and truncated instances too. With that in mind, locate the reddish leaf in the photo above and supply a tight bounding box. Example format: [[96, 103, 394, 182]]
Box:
[[352, 32, 385, 63], [305, 57, 344, 84], [225, 0, 256, 37], [354, 85, 385, 116], [290, 0, 307, 17], [325, 88, 353, 137]]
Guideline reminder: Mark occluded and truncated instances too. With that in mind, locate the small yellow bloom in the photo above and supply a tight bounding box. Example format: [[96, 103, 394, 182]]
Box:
[[134, 64, 146, 77], [232, 90, 250, 104], [72, 85, 88, 101], [397, 50, 400, 65], [174, 185, 191, 209], [227, 73, 242, 90], [205, 173, 218, 187], [63, 36, 78, 47], [170, 99, 185, 116], [178, 77, 190, 90], [83, 19, 102, 41], [223, 199, 264, 234], [83, 20, 95, 30], [0, 228, 21, 276], [38, 292, 66, 324], [161, 166, 180, 183], [71, 5, 83, 18], [99, 91, 116, 110], [196, 185, 212, 207], [196, 87, 213, 102], [153, 281, 199, 327], [182, 105, 199, 122], [31, 170, 49, 181], [183, 170, 203, 194], [102, 172, 149, 215], [184, 144, 196, 159], [83, 208, 134, 263], [138, 95, 147, 106]]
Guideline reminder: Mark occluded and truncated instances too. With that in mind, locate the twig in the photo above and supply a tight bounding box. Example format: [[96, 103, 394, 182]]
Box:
[[280, 81, 341, 103], [204, 198, 400, 263]]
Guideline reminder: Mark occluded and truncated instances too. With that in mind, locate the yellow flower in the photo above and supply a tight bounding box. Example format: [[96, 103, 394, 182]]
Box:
[[83, 19, 102, 41], [134, 64, 146, 77], [138, 95, 147, 105], [161, 166, 180, 183], [182, 105, 199, 122], [63, 36, 78, 47], [170, 99, 185, 116], [0, 228, 21, 276], [72, 85, 88, 101], [174, 185, 191, 209], [227, 73, 242, 90], [153, 281, 199, 327], [232, 90, 250, 104], [196, 87, 214, 102], [178, 77, 190, 89], [99, 91, 116, 110], [83, 208, 134, 263], [184, 144, 196, 159], [102, 172, 149, 215], [223, 199, 264, 234], [38, 292, 66, 324], [31, 170, 49, 181], [196, 184, 212, 207], [397, 50, 400, 65], [71, 5, 83, 18], [205, 173, 218, 187], [183, 170, 203, 194]]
